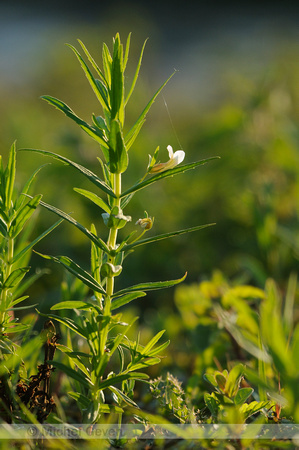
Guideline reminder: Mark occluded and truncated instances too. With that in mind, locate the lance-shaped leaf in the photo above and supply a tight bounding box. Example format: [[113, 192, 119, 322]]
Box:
[[77, 39, 106, 85], [51, 300, 102, 314], [15, 164, 50, 211], [10, 194, 42, 238], [3, 267, 30, 289], [21, 148, 115, 198], [124, 223, 215, 252], [36, 199, 110, 253], [125, 38, 147, 106], [121, 157, 220, 197], [12, 219, 63, 264], [110, 33, 124, 123], [98, 372, 149, 390], [0, 216, 8, 237], [67, 44, 110, 112], [41, 96, 109, 150], [125, 71, 176, 151], [51, 360, 93, 388], [111, 291, 146, 310], [108, 119, 128, 173], [4, 141, 16, 210], [37, 309, 87, 339], [74, 188, 111, 214], [35, 252, 106, 295], [113, 272, 187, 298]]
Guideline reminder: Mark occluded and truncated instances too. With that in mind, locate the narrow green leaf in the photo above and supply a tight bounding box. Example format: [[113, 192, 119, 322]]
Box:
[[90, 223, 102, 291], [0, 216, 8, 236], [124, 223, 215, 252], [123, 33, 131, 71], [113, 272, 187, 297], [108, 119, 128, 173], [10, 194, 42, 238], [51, 300, 101, 313], [41, 96, 109, 148], [2, 321, 30, 333], [9, 295, 29, 307], [67, 44, 110, 112], [12, 269, 48, 301], [109, 317, 139, 357], [16, 164, 49, 211], [102, 42, 112, 88], [98, 372, 149, 390], [35, 252, 106, 295], [121, 157, 220, 197], [56, 344, 90, 377], [68, 391, 90, 409], [4, 142, 16, 210], [257, 333, 268, 402], [128, 357, 161, 372], [111, 34, 124, 122], [125, 71, 176, 150], [146, 340, 170, 357], [21, 148, 114, 197], [3, 267, 30, 289], [141, 330, 165, 356], [12, 219, 63, 264], [74, 188, 111, 214], [51, 360, 93, 388], [37, 199, 110, 253], [77, 39, 106, 85], [111, 291, 146, 310], [125, 38, 147, 106], [109, 385, 138, 408], [36, 309, 87, 339]]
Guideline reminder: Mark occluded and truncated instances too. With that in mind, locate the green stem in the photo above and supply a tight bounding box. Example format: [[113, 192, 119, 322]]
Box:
[[100, 173, 122, 356], [0, 237, 14, 329]]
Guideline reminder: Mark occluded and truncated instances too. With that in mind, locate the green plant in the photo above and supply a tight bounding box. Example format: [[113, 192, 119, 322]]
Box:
[[0, 143, 61, 422], [21, 33, 217, 425]]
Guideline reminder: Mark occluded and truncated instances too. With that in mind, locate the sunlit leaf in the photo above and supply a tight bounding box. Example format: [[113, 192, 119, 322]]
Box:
[[35, 252, 106, 295], [121, 157, 220, 196], [74, 188, 111, 213], [124, 224, 215, 252], [111, 291, 146, 310], [21, 148, 114, 196], [113, 272, 187, 297]]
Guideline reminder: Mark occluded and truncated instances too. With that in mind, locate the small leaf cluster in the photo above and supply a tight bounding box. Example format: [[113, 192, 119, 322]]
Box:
[[203, 364, 269, 423]]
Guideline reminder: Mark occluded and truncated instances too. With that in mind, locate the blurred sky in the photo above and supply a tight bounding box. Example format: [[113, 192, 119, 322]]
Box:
[[1, 0, 299, 108]]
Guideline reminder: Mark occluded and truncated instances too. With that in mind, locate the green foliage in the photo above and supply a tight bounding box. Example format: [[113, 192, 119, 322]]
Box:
[[17, 33, 216, 429]]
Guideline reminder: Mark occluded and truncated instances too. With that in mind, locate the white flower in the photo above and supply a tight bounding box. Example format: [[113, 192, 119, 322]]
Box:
[[149, 145, 185, 173]]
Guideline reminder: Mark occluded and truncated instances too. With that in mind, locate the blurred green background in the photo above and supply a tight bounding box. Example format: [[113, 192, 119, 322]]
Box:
[[1, 0, 299, 316]]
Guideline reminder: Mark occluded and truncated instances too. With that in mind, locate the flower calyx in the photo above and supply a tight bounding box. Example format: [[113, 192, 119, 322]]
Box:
[[102, 206, 131, 229], [135, 211, 154, 230]]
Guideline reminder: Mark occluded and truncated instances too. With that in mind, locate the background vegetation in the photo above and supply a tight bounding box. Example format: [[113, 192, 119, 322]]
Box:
[[1, 2, 299, 446]]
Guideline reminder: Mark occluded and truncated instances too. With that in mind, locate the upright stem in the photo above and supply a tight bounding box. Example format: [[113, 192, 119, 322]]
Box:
[[100, 173, 122, 357], [0, 237, 14, 330]]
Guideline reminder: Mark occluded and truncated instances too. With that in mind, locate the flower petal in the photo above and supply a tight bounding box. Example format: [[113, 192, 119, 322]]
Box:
[[173, 150, 185, 165], [167, 145, 174, 159]]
